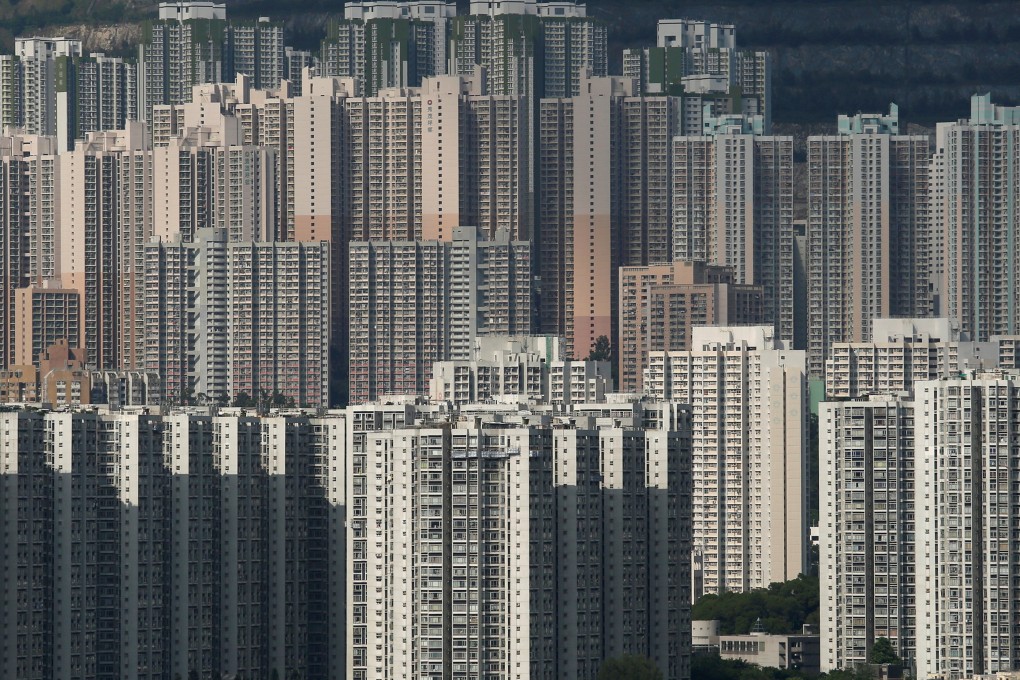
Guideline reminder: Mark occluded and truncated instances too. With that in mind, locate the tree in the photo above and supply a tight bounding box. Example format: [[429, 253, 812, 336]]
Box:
[[692, 574, 820, 635], [270, 671, 280, 680], [587, 335, 612, 362], [870, 637, 901, 665], [233, 391, 255, 407], [597, 655, 663, 680]]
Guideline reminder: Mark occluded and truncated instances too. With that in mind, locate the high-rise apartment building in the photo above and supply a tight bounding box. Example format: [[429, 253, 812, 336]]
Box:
[[623, 19, 771, 129], [59, 126, 155, 370], [672, 113, 795, 345], [823, 317, 1018, 399], [820, 393, 917, 671], [346, 399, 693, 679], [1, 396, 698, 680], [1, 137, 35, 369], [144, 228, 332, 405], [0, 408, 348, 680], [539, 74, 679, 358], [618, 260, 766, 393], [283, 47, 316, 95], [349, 226, 531, 403], [74, 53, 139, 140], [429, 334, 614, 405], [12, 284, 80, 366], [144, 228, 228, 402], [228, 241, 331, 407], [808, 105, 931, 376], [13, 37, 82, 150], [0, 55, 21, 129], [0, 48, 138, 151], [321, 0, 455, 95], [225, 16, 286, 91], [646, 326, 808, 598], [1, 126, 153, 371], [139, 2, 287, 119], [346, 71, 532, 242], [449, 0, 607, 99], [934, 95, 1020, 342], [912, 376, 1020, 679], [822, 371, 1020, 678]]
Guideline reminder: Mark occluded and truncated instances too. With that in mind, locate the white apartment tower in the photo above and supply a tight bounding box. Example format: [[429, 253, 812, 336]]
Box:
[[934, 95, 1020, 342], [646, 326, 808, 598], [672, 113, 795, 345], [913, 377, 1020, 678], [14, 38, 82, 150], [808, 105, 931, 376], [345, 403, 693, 679], [228, 241, 331, 407], [145, 229, 332, 405], [824, 317, 1015, 400], [822, 373, 1020, 678], [820, 394, 917, 670], [0, 409, 348, 680], [623, 19, 771, 129]]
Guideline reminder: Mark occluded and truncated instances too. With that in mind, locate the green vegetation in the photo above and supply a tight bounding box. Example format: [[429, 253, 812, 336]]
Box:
[[598, 655, 663, 680], [692, 575, 819, 635], [587, 335, 613, 363], [869, 638, 901, 665]]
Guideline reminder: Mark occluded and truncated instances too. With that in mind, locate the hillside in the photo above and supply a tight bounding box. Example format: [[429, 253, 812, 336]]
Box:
[[2, 0, 1018, 124]]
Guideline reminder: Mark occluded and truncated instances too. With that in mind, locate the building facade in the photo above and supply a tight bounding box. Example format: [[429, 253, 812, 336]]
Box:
[[934, 95, 1020, 342], [346, 399, 693, 679], [618, 260, 766, 393], [538, 74, 679, 358], [808, 106, 931, 376], [822, 373, 1020, 678], [646, 326, 809, 598], [348, 226, 531, 403], [672, 113, 795, 345]]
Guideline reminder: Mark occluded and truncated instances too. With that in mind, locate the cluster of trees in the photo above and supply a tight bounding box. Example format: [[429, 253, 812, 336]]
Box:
[[174, 389, 299, 408], [692, 574, 820, 635], [599, 655, 664, 680]]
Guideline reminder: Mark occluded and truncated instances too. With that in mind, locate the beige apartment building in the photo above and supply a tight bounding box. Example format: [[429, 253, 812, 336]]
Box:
[[618, 260, 766, 393], [822, 317, 1020, 399], [646, 326, 808, 598], [428, 334, 613, 405], [538, 74, 680, 359], [345, 70, 532, 242], [12, 284, 80, 367]]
